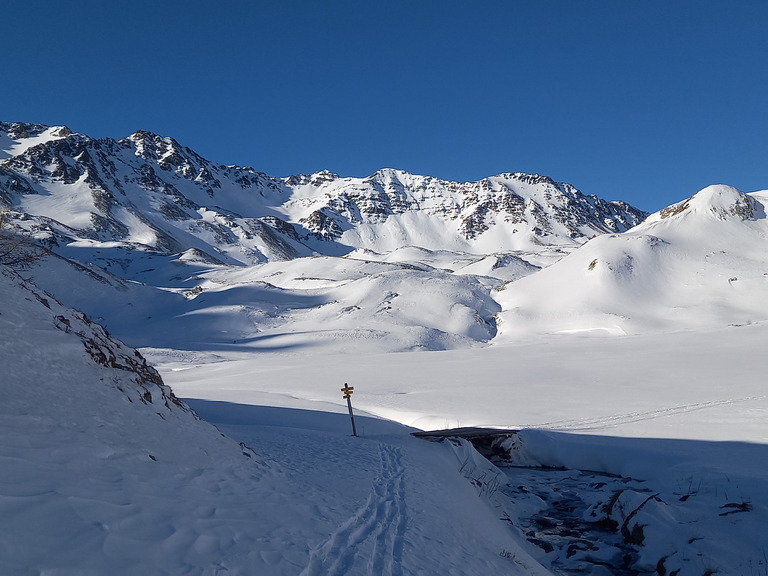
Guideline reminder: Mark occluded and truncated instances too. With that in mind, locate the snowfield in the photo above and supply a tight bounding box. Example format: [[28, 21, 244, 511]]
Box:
[[153, 321, 768, 576], [2, 122, 768, 574], [0, 268, 545, 575]]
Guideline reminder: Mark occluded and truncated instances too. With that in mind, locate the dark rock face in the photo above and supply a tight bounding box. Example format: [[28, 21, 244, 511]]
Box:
[[300, 209, 345, 240]]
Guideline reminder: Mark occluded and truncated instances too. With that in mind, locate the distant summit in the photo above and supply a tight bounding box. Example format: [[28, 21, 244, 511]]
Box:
[[651, 184, 758, 223]]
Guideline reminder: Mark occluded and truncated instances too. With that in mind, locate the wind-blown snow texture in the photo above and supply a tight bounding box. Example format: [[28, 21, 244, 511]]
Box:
[[3, 120, 768, 575]]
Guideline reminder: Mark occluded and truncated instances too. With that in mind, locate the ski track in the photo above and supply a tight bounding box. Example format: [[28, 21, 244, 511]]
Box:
[[527, 395, 766, 431], [301, 443, 407, 576]]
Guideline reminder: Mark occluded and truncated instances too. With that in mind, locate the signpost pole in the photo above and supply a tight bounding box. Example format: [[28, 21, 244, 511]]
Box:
[[341, 383, 357, 437]]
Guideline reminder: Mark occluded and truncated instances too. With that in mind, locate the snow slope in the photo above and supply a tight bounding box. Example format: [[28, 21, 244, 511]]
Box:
[[4, 119, 768, 574], [0, 265, 548, 575], [156, 323, 768, 576], [494, 185, 768, 339]]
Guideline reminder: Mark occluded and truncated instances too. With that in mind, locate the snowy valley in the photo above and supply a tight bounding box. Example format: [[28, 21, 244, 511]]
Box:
[[1, 121, 767, 575]]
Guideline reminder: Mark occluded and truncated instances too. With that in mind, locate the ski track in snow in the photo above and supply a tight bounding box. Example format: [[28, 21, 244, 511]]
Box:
[[301, 443, 407, 576], [528, 395, 766, 431]]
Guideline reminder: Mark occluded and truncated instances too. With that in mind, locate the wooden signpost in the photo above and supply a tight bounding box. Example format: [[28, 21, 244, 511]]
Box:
[[341, 384, 358, 437]]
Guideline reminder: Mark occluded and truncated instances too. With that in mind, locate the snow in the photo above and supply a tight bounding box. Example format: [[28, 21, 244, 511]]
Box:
[[2, 267, 549, 575], [0, 125, 69, 160], [153, 326, 768, 442], [147, 324, 768, 575], [17, 175, 99, 230], [3, 124, 768, 574], [494, 187, 768, 339]]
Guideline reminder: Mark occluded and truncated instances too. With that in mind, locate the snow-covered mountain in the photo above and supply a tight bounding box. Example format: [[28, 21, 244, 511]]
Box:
[[494, 184, 768, 339], [5, 120, 768, 351], [4, 120, 768, 576], [0, 120, 651, 353], [0, 121, 646, 268]]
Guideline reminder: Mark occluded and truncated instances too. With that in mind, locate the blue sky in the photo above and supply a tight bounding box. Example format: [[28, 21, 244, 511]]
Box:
[[4, 1, 767, 212]]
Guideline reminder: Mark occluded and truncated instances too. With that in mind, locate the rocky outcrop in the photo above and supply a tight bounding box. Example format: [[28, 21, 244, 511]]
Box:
[[3, 265, 187, 412]]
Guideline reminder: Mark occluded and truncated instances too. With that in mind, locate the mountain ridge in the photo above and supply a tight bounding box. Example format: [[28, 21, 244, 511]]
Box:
[[6, 120, 768, 353], [0, 121, 647, 268]]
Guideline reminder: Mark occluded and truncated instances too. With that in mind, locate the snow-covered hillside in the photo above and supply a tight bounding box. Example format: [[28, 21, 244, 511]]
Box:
[[4, 118, 768, 575], [0, 265, 262, 573], [494, 184, 768, 339], [0, 265, 551, 575], [4, 260, 767, 575]]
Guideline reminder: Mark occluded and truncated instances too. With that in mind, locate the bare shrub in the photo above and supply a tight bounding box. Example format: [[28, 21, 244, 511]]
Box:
[[0, 212, 48, 269]]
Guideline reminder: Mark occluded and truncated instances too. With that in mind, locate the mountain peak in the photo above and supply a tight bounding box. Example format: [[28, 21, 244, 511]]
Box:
[[127, 129, 178, 153], [0, 122, 76, 160], [659, 184, 756, 222], [494, 172, 558, 187], [284, 170, 341, 187]]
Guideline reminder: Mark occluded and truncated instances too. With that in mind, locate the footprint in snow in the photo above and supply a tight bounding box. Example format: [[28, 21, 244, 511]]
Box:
[[300, 443, 407, 576]]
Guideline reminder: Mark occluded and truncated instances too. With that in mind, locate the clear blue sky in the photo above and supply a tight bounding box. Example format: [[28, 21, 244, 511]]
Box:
[[4, 1, 767, 212]]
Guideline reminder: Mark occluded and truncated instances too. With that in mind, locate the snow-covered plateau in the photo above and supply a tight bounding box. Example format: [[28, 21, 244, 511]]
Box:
[[1, 121, 767, 575]]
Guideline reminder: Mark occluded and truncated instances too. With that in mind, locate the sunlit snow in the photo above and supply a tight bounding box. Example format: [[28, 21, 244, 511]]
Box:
[[2, 123, 768, 575]]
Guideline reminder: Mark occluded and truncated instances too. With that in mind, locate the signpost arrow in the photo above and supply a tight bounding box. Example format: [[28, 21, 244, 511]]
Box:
[[341, 383, 358, 437]]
